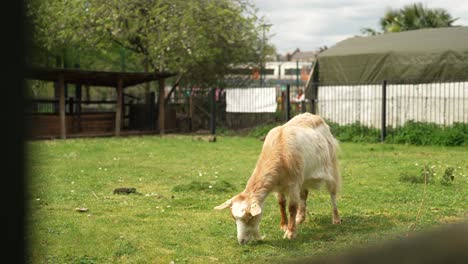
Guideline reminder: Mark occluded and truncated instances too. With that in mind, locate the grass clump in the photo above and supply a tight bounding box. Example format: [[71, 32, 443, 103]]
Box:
[[113, 241, 137, 258], [399, 164, 435, 184], [172, 180, 237, 193], [440, 167, 455, 186]]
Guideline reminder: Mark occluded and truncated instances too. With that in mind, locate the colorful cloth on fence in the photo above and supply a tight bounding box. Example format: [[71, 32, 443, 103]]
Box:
[[226, 87, 277, 113]]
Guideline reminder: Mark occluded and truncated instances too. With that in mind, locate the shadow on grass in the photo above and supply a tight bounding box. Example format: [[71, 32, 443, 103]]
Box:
[[256, 213, 396, 247]]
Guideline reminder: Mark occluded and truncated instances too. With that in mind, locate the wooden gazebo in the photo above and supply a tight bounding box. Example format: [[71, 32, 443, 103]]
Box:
[[25, 67, 176, 139]]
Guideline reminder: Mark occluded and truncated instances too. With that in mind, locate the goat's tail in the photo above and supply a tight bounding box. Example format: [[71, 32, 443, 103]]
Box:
[[320, 123, 341, 194]]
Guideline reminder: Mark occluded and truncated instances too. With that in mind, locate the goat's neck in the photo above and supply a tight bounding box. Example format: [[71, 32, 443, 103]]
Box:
[[243, 167, 274, 207]]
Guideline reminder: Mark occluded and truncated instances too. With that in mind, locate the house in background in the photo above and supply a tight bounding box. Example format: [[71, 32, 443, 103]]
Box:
[[262, 48, 317, 85]]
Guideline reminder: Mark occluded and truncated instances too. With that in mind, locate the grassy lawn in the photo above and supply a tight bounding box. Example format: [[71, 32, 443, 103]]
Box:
[[25, 135, 467, 263]]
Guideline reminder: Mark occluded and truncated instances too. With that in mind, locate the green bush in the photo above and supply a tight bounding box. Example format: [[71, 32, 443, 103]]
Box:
[[247, 122, 281, 138], [387, 121, 467, 146], [327, 121, 380, 143], [224, 119, 466, 146], [327, 120, 466, 146]]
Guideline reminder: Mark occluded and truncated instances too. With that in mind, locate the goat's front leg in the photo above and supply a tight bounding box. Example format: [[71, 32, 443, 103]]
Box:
[[276, 193, 288, 232], [283, 191, 300, 240]]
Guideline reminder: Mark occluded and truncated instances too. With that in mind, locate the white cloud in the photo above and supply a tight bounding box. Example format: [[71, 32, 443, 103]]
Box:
[[251, 0, 468, 54]]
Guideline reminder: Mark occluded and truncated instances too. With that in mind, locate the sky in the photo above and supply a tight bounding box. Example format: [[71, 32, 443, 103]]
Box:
[[250, 0, 468, 55]]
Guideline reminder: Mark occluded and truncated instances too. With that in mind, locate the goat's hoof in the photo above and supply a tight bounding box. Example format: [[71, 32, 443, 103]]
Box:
[[283, 230, 296, 240], [295, 217, 305, 225], [280, 224, 288, 232], [332, 218, 341, 224], [254, 234, 265, 241]]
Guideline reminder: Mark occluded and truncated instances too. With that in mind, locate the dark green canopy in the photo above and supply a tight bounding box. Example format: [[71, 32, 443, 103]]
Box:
[[317, 26, 468, 84]]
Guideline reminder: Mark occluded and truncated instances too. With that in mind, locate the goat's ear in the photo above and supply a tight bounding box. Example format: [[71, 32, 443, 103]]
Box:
[[250, 201, 262, 216], [214, 199, 232, 210]]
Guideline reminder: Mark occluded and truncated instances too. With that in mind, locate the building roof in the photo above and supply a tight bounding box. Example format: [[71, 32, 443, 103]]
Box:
[[317, 26, 468, 84], [290, 51, 317, 62], [25, 67, 177, 88]]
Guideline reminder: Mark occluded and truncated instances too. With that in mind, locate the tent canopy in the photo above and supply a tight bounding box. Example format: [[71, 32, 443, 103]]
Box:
[[317, 26, 468, 84]]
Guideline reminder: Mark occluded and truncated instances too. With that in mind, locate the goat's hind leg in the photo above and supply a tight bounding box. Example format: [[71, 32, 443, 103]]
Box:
[[326, 182, 341, 224], [295, 189, 308, 225]]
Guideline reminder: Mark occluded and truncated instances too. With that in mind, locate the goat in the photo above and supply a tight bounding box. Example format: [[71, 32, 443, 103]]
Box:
[[215, 113, 341, 244]]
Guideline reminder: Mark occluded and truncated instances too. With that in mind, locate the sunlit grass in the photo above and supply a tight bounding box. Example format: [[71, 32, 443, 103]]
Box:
[[26, 136, 467, 263]]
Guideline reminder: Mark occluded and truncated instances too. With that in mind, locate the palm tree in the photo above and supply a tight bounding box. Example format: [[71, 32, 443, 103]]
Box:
[[362, 2, 458, 35]]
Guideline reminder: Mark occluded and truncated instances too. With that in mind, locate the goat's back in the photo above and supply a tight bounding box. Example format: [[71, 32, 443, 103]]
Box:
[[261, 113, 341, 190]]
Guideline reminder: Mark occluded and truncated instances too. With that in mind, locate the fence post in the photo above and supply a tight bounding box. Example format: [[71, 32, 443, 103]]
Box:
[[68, 97, 74, 114], [286, 84, 291, 121], [210, 88, 216, 136], [75, 64, 82, 115], [381, 80, 387, 142], [149, 92, 155, 131], [310, 62, 319, 114]]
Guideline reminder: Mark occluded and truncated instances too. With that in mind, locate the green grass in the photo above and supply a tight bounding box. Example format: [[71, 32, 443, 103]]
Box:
[[25, 135, 468, 263]]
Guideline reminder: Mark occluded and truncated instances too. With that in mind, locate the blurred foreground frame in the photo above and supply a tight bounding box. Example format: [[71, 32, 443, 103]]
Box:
[[286, 221, 468, 264]]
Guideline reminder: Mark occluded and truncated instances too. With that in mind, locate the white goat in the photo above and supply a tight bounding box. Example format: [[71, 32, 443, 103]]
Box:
[[215, 113, 341, 244]]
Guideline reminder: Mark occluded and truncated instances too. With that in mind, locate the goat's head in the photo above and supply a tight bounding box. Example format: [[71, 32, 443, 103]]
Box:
[[214, 194, 263, 244]]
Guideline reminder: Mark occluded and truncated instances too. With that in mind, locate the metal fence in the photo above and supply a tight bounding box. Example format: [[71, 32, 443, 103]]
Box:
[[184, 85, 307, 132], [189, 79, 467, 141], [129, 78, 468, 139], [315, 80, 468, 128]]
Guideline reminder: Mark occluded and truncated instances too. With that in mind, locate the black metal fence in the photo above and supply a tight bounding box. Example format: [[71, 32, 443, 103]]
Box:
[[184, 85, 308, 132], [312, 80, 468, 138], [188, 79, 468, 142]]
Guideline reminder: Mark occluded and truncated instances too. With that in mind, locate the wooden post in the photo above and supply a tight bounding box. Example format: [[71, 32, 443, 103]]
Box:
[[115, 78, 123, 136], [121, 92, 126, 129], [144, 60, 150, 94], [189, 89, 193, 132], [149, 92, 156, 130], [158, 78, 165, 135], [75, 64, 82, 114], [210, 88, 216, 135], [68, 97, 74, 114], [54, 55, 61, 113], [54, 82, 60, 113], [301, 100, 306, 113], [75, 78, 82, 132], [59, 74, 66, 139], [85, 85, 90, 103]]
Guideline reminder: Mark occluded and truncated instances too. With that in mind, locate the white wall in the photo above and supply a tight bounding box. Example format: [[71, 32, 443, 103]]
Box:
[[264, 61, 313, 80]]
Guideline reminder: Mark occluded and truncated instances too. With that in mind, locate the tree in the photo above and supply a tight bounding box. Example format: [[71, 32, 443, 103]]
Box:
[[26, 0, 270, 134], [361, 3, 458, 36]]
